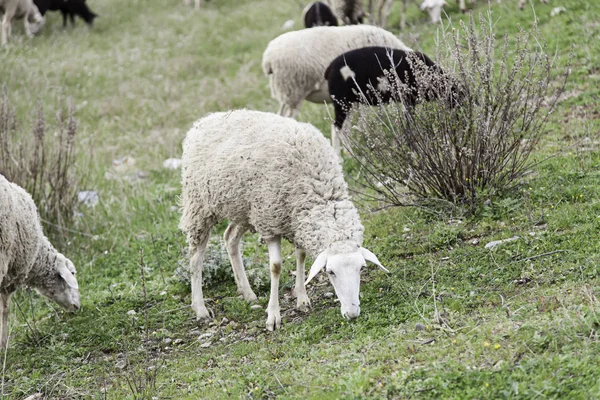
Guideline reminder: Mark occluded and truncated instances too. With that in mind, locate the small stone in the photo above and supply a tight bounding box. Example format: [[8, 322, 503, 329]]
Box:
[[127, 310, 136, 316], [115, 360, 127, 369], [163, 158, 182, 170], [221, 317, 229, 325], [174, 339, 184, 345], [281, 19, 295, 30], [471, 238, 480, 245], [200, 341, 211, 348], [219, 337, 226, 342], [160, 291, 167, 296], [164, 338, 172, 345], [23, 394, 44, 400], [198, 332, 213, 341], [485, 236, 520, 250], [324, 292, 334, 299], [415, 323, 426, 331], [250, 304, 262, 310]]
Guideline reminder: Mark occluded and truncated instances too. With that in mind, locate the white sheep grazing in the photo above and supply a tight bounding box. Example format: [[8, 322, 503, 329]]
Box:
[[0, 174, 80, 349], [0, 0, 44, 45], [180, 110, 387, 331], [327, 0, 365, 24], [262, 25, 410, 153], [183, 0, 202, 10]]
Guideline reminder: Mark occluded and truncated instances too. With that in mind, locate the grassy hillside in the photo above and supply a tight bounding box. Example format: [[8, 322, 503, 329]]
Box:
[[1, 0, 599, 398]]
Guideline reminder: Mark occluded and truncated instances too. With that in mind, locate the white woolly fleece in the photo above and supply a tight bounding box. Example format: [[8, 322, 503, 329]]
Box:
[[179, 110, 364, 257], [262, 25, 411, 109]]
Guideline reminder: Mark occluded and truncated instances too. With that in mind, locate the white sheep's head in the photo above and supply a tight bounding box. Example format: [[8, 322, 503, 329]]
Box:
[[305, 241, 387, 320], [420, 0, 447, 24], [36, 254, 80, 312], [28, 9, 45, 35]]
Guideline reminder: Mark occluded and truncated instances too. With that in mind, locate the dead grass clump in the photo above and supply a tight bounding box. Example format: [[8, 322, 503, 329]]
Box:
[[0, 87, 80, 232], [343, 13, 571, 211]]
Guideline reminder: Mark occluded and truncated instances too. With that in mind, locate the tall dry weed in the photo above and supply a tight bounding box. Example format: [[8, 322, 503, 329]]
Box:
[[343, 12, 571, 211], [0, 87, 81, 233]]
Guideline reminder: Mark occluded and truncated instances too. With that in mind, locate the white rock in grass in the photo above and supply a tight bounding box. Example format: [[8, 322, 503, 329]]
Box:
[[200, 341, 212, 348], [23, 394, 44, 400], [127, 310, 137, 316], [550, 7, 566, 16], [281, 19, 295, 30], [250, 304, 262, 310], [484, 236, 520, 250], [77, 191, 99, 207], [163, 158, 183, 170], [115, 360, 127, 369]]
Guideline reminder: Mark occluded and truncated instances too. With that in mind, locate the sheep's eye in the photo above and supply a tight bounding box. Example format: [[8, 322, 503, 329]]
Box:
[[327, 270, 336, 277]]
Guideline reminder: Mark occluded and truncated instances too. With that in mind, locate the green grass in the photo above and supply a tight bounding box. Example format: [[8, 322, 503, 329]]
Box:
[[1, 0, 600, 398]]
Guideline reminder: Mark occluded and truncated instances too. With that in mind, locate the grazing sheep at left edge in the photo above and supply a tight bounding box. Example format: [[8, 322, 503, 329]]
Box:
[[180, 110, 387, 331], [302, 1, 338, 28], [0, 0, 44, 45], [33, 0, 97, 27], [0, 174, 80, 349], [262, 25, 411, 154]]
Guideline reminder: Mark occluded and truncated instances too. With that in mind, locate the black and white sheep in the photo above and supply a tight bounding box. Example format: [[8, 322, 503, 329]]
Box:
[[325, 46, 451, 131], [180, 110, 386, 331], [33, 0, 97, 27], [0, 174, 80, 349], [302, 1, 338, 28], [0, 0, 44, 45], [262, 25, 410, 153]]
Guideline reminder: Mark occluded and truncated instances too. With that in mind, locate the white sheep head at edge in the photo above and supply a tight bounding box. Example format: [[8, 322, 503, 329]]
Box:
[[28, 10, 45, 36], [34, 254, 80, 312], [305, 241, 388, 320], [420, 0, 447, 24]]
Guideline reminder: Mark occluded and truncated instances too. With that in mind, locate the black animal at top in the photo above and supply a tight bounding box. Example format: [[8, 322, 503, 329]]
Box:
[[34, 0, 97, 27], [325, 46, 459, 130], [302, 1, 338, 28]]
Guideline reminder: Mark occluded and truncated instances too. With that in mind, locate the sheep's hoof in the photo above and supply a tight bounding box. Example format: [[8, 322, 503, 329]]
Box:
[[295, 294, 311, 312], [266, 311, 281, 331], [192, 303, 212, 323], [240, 290, 258, 303]]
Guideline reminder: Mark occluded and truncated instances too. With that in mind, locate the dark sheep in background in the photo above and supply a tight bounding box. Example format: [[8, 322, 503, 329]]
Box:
[[302, 1, 338, 28], [325, 46, 456, 130], [34, 0, 97, 27]]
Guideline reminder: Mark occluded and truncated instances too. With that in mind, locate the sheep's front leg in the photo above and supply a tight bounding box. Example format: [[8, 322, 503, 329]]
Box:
[[224, 223, 258, 302], [331, 124, 342, 159], [23, 16, 33, 38], [1, 14, 11, 46], [189, 233, 211, 322], [293, 247, 310, 311], [0, 293, 11, 350], [266, 237, 282, 331]]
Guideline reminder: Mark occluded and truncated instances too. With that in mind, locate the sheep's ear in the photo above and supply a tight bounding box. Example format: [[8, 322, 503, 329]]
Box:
[[59, 264, 79, 289], [360, 248, 389, 273], [305, 250, 329, 285]]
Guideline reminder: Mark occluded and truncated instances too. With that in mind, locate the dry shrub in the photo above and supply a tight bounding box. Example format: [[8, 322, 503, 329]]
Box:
[[0, 87, 80, 231], [343, 13, 571, 210]]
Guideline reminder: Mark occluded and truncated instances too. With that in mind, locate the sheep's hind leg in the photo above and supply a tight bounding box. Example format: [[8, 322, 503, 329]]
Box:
[[189, 229, 212, 322], [293, 247, 310, 311], [224, 223, 258, 303], [266, 237, 282, 331], [0, 292, 11, 350]]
